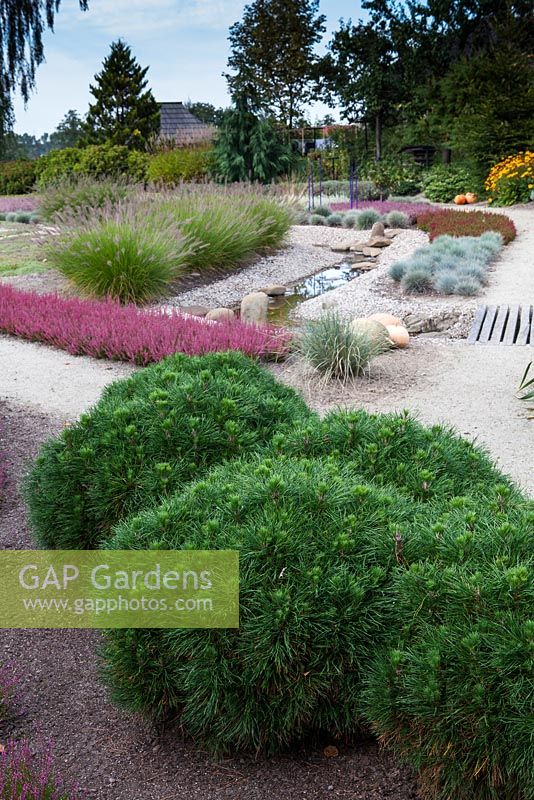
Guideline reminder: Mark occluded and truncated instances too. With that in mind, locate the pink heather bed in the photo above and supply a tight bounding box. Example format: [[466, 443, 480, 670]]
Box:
[[0, 285, 291, 365]]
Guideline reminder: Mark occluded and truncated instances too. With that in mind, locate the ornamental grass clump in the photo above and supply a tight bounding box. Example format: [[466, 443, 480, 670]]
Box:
[[26, 351, 314, 550], [47, 199, 195, 304], [355, 209, 382, 229], [298, 313, 388, 383], [384, 210, 410, 228], [389, 233, 503, 296], [0, 739, 85, 799], [39, 176, 131, 222]]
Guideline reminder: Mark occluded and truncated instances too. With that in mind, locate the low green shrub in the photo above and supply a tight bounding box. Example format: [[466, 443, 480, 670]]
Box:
[[39, 176, 131, 221], [272, 409, 506, 501], [147, 146, 214, 184], [422, 164, 476, 203], [35, 148, 83, 186], [298, 313, 389, 382], [309, 213, 326, 225], [102, 454, 415, 753], [26, 351, 314, 550], [360, 497, 533, 800], [0, 160, 36, 194], [47, 199, 193, 303], [35, 144, 149, 188]]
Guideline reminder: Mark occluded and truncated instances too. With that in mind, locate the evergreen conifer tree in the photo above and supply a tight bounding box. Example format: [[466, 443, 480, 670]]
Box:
[[84, 40, 159, 149]]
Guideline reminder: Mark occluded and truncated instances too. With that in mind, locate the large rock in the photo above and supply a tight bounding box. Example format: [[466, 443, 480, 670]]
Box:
[[362, 246, 383, 257], [206, 307, 235, 322], [367, 236, 392, 248], [240, 292, 269, 324], [370, 221, 385, 238], [260, 284, 286, 297], [180, 305, 210, 317], [403, 311, 461, 334]]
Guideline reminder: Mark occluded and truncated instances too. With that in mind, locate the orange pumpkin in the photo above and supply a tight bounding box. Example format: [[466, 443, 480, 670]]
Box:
[[386, 325, 410, 348], [454, 194, 467, 205], [369, 312, 403, 327], [465, 192, 477, 204]]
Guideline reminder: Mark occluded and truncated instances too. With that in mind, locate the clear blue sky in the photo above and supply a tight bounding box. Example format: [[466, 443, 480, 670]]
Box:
[[13, 0, 363, 136]]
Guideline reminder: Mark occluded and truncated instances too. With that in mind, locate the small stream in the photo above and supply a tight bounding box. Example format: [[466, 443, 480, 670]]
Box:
[[266, 261, 364, 325]]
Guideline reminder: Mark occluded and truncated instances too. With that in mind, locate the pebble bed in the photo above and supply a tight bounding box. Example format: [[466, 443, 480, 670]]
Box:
[[164, 224, 478, 338], [295, 228, 478, 339], [163, 227, 355, 309]]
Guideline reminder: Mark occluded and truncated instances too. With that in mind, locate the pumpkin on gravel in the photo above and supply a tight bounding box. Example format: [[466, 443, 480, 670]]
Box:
[[453, 194, 467, 205]]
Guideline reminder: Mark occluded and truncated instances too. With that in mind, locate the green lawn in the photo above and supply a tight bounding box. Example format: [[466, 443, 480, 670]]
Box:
[[0, 222, 50, 275]]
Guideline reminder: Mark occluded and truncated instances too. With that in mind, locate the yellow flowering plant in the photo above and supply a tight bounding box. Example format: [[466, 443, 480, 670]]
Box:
[[485, 151, 534, 206]]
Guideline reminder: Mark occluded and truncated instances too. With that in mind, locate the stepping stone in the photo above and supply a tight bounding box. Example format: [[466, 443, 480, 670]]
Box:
[[362, 246, 383, 257], [367, 236, 392, 248]]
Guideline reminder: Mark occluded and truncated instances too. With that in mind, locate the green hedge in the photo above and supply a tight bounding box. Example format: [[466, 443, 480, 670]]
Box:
[[147, 146, 214, 184], [0, 160, 37, 194]]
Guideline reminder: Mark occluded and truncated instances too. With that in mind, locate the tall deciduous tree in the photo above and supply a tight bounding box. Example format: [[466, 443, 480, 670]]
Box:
[[225, 0, 326, 129], [84, 40, 160, 149], [0, 0, 87, 156]]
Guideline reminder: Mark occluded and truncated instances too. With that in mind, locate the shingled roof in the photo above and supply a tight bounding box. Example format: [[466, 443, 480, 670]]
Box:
[[158, 102, 214, 145]]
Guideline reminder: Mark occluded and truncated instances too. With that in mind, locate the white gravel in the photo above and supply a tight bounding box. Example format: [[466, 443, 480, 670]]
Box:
[[295, 227, 478, 337], [162, 226, 354, 309]]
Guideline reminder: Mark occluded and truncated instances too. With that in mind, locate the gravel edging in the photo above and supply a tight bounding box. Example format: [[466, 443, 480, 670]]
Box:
[[295, 229, 478, 338], [162, 226, 355, 309]]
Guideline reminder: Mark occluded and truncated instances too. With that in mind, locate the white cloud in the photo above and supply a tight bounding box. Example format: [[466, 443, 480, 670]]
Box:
[[56, 0, 244, 36]]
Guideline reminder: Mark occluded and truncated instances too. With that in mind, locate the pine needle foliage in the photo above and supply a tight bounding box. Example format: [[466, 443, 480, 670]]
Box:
[[25, 352, 314, 550]]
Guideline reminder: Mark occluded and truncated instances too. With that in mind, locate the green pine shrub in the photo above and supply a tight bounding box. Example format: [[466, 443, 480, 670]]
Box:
[[298, 313, 389, 383], [101, 454, 416, 753], [147, 146, 214, 184], [401, 265, 434, 293], [25, 351, 314, 550], [309, 214, 326, 225], [0, 160, 36, 194], [360, 496, 534, 800], [271, 409, 508, 502]]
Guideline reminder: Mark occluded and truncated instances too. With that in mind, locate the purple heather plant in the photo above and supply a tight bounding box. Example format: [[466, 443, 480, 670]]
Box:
[[0, 739, 84, 799], [330, 200, 436, 224], [0, 285, 292, 365], [0, 197, 40, 214]]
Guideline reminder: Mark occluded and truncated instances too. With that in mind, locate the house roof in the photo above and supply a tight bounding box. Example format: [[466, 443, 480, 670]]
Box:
[[158, 102, 214, 144]]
